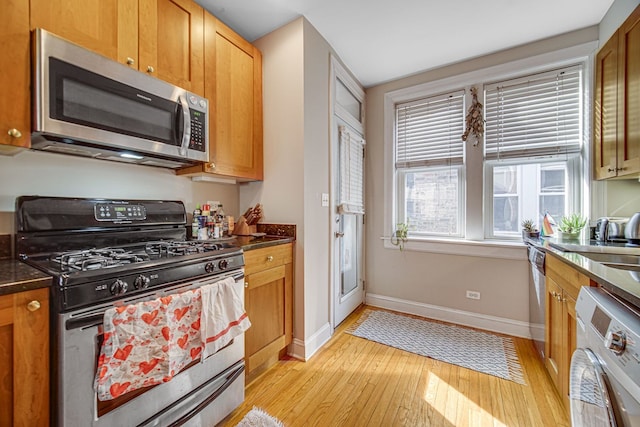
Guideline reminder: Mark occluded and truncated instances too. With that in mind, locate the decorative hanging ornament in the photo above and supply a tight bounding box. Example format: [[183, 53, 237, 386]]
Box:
[[461, 86, 484, 147]]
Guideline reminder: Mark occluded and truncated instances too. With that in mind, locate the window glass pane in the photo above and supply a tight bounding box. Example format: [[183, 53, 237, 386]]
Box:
[[494, 196, 519, 232], [404, 168, 459, 235], [541, 168, 565, 193], [336, 79, 361, 122]]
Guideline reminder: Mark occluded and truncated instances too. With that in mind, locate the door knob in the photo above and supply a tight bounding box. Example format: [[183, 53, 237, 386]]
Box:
[[27, 300, 41, 312]]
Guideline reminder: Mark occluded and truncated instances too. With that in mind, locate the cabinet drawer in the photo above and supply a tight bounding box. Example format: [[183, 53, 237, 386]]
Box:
[[546, 254, 589, 300], [244, 243, 292, 275]]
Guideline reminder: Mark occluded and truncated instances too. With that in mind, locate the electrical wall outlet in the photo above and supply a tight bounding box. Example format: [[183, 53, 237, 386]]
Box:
[[466, 290, 481, 300]]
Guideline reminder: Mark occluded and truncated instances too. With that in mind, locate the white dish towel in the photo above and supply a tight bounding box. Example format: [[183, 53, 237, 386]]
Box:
[[200, 277, 251, 359]]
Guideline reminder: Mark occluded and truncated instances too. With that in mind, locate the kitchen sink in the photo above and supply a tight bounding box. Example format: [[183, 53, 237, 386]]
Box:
[[576, 252, 640, 266]]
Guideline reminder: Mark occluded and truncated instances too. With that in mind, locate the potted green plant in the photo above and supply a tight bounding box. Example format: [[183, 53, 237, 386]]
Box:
[[557, 214, 588, 240], [521, 219, 540, 240], [391, 221, 409, 251]]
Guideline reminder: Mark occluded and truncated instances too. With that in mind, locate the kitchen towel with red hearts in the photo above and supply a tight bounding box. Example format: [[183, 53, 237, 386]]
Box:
[[94, 289, 203, 400]]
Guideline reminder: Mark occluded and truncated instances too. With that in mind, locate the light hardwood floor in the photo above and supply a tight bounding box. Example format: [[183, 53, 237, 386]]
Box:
[[220, 306, 569, 426]]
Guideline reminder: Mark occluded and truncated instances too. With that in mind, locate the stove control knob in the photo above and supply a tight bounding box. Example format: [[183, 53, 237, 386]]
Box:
[[205, 262, 215, 273], [218, 259, 229, 270], [133, 275, 150, 290], [605, 330, 626, 355], [110, 279, 128, 296]]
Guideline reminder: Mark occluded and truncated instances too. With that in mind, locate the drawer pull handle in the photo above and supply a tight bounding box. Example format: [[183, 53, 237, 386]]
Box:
[[27, 300, 41, 312], [266, 256, 274, 262]]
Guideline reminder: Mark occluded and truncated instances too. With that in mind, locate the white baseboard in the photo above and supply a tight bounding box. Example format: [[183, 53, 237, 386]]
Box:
[[289, 321, 333, 361], [365, 293, 531, 339]]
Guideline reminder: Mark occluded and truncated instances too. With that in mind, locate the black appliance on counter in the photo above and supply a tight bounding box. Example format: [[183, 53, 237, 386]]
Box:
[[16, 196, 246, 427]]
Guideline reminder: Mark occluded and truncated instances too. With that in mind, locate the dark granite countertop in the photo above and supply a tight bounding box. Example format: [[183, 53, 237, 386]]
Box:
[[527, 237, 640, 310], [233, 235, 294, 251], [0, 260, 52, 296]]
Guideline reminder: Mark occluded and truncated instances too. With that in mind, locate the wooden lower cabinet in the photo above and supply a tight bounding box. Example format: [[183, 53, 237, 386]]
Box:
[[0, 288, 50, 426], [244, 243, 293, 381], [545, 254, 589, 412]]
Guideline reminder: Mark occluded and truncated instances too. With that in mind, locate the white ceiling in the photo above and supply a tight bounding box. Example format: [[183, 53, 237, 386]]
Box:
[[196, 0, 614, 87]]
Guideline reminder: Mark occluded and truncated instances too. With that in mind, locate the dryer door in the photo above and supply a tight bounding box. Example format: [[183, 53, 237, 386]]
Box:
[[569, 348, 618, 427]]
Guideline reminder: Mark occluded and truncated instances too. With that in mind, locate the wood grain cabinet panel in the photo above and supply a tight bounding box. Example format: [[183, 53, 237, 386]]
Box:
[[594, 3, 640, 179], [545, 254, 587, 414], [0, 288, 50, 427], [0, 0, 30, 152], [138, 0, 204, 96], [30, 0, 138, 66], [244, 244, 293, 382], [177, 15, 263, 181]]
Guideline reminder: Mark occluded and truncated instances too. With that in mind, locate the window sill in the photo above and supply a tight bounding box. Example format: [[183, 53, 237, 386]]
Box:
[[381, 236, 527, 260]]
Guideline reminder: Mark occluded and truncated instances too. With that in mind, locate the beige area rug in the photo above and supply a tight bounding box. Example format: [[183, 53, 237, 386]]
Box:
[[236, 407, 284, 427], [346, 309, 526, 385]]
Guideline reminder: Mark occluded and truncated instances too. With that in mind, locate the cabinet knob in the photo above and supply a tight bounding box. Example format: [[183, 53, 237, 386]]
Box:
[[607, 167, 615, 172], [27, 300, 41, 312], [7, 128, 22, 138], [266, 255, 274, 262], [244, 281, 249, 288], [126, 57, 135, 66], [207, 162, 216, 170], [146, 65, 155, 73]]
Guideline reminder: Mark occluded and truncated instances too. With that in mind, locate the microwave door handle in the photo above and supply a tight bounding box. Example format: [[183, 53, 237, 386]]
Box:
[[177, 95, 191, 156]]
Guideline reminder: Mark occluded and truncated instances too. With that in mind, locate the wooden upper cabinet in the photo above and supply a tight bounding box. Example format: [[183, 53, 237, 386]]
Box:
[[0, 0, 30, 152], [138, 0, 204, 96], [594, 3, 640, 180], [30, 0, 138, 65], [178, 15, 263, 181], [594, 33, 618, 180], [617, 5, 640, 178]]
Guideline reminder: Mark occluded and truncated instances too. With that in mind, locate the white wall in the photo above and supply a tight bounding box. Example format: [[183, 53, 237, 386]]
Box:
[[364, 27, 600, 336], [0, 150, 239, 234], [599, 0, 640, 43], [244, 17, 341, 359]]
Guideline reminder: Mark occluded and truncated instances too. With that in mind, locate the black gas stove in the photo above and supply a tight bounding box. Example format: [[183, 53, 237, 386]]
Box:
[[16, 196, 244, 312]]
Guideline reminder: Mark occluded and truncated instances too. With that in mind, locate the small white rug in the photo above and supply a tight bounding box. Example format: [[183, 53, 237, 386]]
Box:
[[236, 407, 284, 427], [347, 309, 526, 385]]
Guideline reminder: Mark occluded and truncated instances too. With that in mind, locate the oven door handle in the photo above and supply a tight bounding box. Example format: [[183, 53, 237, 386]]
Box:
[[66, 313, 103, 330], [137, 361, 245, 427]]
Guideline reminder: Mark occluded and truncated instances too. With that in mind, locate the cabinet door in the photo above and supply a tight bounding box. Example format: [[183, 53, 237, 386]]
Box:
[[245, 264, 290, 372], [0, 288, 49, 426], [0, 0, 30, 150], [30, 0, 138, 66], [208, 16, 263, 180], [594, 33, 619, 180], [617, 5, 640, 177], [544, 277, 563, 391], [138, 0, 204, 96]]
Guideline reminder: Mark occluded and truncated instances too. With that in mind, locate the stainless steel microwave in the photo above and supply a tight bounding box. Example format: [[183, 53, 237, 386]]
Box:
[[31, 29, 209, 169]]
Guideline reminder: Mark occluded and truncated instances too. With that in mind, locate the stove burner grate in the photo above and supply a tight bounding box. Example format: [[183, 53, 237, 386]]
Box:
[[52, 248, 151, 271]]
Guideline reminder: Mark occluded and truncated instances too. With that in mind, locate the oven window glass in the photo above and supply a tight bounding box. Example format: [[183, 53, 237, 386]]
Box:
[[50, 58, 178, 146]]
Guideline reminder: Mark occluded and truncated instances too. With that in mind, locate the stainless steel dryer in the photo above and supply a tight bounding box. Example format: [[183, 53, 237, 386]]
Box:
[[570, 287, 640, 426]]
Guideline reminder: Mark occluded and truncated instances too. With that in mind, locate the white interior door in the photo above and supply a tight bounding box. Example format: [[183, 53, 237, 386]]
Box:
[[330, 56, 365, 327]]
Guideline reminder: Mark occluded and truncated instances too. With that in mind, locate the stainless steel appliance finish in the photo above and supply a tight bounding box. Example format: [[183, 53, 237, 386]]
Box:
[[596, 217, 629, 242], [32, 29, 208, 169], [626, 212, 640, 245], [570, 287, 640, 426], [527, 244, 546, 360], [16, 196, 245, 427]]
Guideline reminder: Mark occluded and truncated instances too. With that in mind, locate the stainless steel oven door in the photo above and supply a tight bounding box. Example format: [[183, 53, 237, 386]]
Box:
[[55, 273, 245, 427]]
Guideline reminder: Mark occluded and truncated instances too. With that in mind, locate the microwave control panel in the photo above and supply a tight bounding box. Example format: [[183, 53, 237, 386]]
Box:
[[189, 110, 206, 153]]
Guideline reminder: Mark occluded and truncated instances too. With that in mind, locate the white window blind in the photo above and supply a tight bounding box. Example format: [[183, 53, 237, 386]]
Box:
[[395, 90, 465, 168], [484, 65, 583, 161], [339, 125, 365, 214]]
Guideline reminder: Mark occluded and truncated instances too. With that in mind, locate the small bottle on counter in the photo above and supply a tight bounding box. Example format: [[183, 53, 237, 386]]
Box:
[[191, 218, 199, 239], [216, 204, 227, 236], [193, 204, 202, 218]]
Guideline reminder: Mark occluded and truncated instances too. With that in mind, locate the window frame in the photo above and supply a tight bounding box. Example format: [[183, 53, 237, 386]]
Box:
[[382, 41, 596, 258]]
